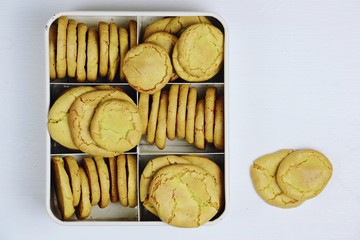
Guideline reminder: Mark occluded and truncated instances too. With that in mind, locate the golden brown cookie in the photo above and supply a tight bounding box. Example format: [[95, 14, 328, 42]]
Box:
[[52, 157, 75, 220], [155, 90, 168, 150], [138, 93, 150, 134], [86, 28, 99, 82], [164, 16, 212, 35], [76, 23, 88, 82], [119, 27, 129, 82], [108, 23, 119, 81], [127, 154, 137, 208], [49, 23, 57, 80], [56, 16, 68, 78], [194, 99, 205, 150], [98, 22, 109, 78], [66, 19, 78, 78], [185, 87, 197, 144], [129, 20, 137, 49], [176, 84, 190, 139], [148, 164, 220, 228], [108, 157, 119, 203], [147, 90, 161, 144], [205, 87, 217, 143], [214, 95, 224, 150], [123, 43, 173, 94], [276, 149, 333, 201], [63, 156, 81, 207], [48, 86, 96, 150], [90, 99, 142, 153], [166, 84, 179, 140], [117, 154, 128, 207], [82, 157, 100, 206], [94, 157, 110, 208], [143, 17, 173, 40], [76, 167, 91, 220]]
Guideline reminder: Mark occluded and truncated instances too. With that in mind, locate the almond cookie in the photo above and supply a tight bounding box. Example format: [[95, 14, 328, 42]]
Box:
[[185, 87, 197, 144], [108, 23, 119, 81], [155, 90, 168, 150], [52, 157, 75, 220], [143, 17, 173, 40], [68, 89, 135, 157], [138, 93, 150, 134], [49, 23, 57, 80], [98, 22, 109, 78], [123, 43, 173, 94], [87, 28, 99, 82], [90, 99, 142, 153], [148, 164, 220, 228], [214, 95, 224, 150], [119, 27, 129, 81], [56, 16, 68, 78], [128, 20, 137, 49], [276, 149, 333, 201], [164, 16, 212, 35], [93, 157, 110, 208], [166, 84, 180, 140], [117, 154, 128, 207], [83, 157, 101, 206], [194, 99, 205, 149], [108, 157, 119, 203], [140, 155, 191, 215], [76, 23, 88, 82], [147, 90, 161, 144], [127, 154, 137, 208], [205, 87, 217, 143], [76, 167, 91, 220], [176, 84, 190, 139], [63, 156, 81, 207], [66, 19, 78, 78], [250, 149, 303, 208], [48, 86, 96, 150]]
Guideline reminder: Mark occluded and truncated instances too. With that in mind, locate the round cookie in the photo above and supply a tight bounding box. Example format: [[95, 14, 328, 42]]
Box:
[[204, 87, 217, 143], [86, 28, 99, 82], [146, 90, 161, 144], [185, 87, 197, 144], [119, 27, 129, 82], [49, 23, 57, 80], [117, 154, 128, 207], [98, 22, 109, 78], [250, 149, 303, 208], [76, 167, 91, 220], [48, 86, 96, 150], [76, 23, 88, 82], [276, 149, 333, 201], [52, 157, 75, 220], [148, 164, 220, 228], [68, 89, 135, 157], [128, 20, 137, 49], [63, 156, 81, 207], [138, 93, 150, 134], [82, 157, 100, 206], [108, 23, 119, 81], [127, 154, 137, 208], [56, 16, 68, 79], [94, 157, 110, 208], [166, 84, 180, 140], [194, 99, 205, 150], [164, 16, 212, 35], [90, 99, 142, 153], [66, 19, 78, 78], [155, 90, 168, 150], [108, 157, 119, 203], [176, 84, 190, 139], [214, 95, 224, 150], [123, 43, 173, 94], [140, 155, 191, 214], [143, 17, 173, 40]]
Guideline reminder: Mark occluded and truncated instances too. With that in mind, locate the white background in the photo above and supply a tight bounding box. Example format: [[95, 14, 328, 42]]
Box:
[[1, 0, 360, 239]]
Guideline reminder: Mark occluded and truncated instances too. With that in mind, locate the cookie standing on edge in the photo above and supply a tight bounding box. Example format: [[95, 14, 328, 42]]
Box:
[[117, 154, 128, 207], [49, 24, 57, 80], [76, 167, 91, 220], [204, 87, 217, 143], [127, 155, 138, 208], [108, 157, 119, 203], [66, 19, 78, 78], [119, 27, 129, 82], [83, 157, 101, 206], [128, 20, 137, 49], [147, 90, 161, 144], [185, 87, 197, 144], [194, 99, 205, 149], [108, 23, 119, 81], [98, 22, 109, 78], [86, 28, 99, 82], [155, 90, 168, 150], [76, 23, 88, 82], [63, 156, 81, 207], [214, 95, 224, 150], [176, 84, 190, 139], [138, 93, 150, 134], [56, 16, 68, 78], [167, 84, 180, 140]]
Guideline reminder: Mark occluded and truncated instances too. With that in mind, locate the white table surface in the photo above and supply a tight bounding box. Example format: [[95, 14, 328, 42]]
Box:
[[1, 0, 360, 239]]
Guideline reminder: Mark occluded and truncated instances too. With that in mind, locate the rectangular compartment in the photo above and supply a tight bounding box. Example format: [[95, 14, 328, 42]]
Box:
[[46, 11, 228, 226]]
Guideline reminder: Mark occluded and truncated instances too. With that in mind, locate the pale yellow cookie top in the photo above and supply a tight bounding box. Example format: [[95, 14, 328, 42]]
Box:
[[164, 16, 212, 35], [143, 17, 173, 40]]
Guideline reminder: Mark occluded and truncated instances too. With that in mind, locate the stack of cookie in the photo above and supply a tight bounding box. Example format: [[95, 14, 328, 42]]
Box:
[[139, 84, 224, 150], [250, 149, 333, 208], [52, 154, 137, 220], [139, 155, 223, 228], [49, 16, 137, 82], [48, 86, 142, 157]]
